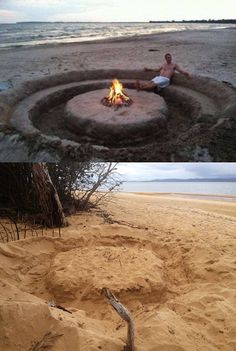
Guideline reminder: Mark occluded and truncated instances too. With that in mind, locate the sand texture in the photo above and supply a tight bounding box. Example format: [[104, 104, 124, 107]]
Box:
[[0, 29, 236, 87], [0, 28, 236, 162], [0, 193, 236, 350]]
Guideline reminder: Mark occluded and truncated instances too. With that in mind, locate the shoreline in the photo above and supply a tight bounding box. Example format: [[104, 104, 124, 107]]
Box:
[[0, 27, 236, 162], [119, 191, 236, 201], [1, 27, 236, 88], [0, 27, 234, 52], [1, 191, 236, 350], [115, 192, 236, 219]]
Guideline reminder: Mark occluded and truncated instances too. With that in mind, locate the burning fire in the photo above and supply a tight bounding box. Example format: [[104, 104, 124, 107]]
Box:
[[101, 79, 133, 109]]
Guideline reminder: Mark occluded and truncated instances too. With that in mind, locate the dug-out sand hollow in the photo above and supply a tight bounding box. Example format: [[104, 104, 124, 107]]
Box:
[[1, 69, 236, 161]]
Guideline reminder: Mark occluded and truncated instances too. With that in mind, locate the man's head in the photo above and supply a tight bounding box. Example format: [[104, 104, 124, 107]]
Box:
[[165, 53, 172, 63]]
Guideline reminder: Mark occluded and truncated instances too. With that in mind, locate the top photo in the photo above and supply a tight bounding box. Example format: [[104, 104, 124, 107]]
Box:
[[0, 0, 235, 162]]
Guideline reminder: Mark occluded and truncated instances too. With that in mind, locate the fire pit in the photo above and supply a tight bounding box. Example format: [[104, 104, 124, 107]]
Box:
[[101, 78, 133, 109], [1, 69, 236, 161], [65, 79, 168, 145]]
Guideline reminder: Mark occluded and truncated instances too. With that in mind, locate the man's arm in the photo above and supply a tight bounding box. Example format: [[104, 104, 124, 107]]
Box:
[[144, 66, 162, 73], [175, 64, 191, 78]]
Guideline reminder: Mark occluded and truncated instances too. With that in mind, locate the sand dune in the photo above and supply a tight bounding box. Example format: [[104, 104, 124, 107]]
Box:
[[0, 193, 236, 350]]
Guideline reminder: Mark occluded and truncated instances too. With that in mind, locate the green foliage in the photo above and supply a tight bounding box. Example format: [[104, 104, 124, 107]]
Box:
[[0, 162, 122, 221], [48, 162, 122, 212]]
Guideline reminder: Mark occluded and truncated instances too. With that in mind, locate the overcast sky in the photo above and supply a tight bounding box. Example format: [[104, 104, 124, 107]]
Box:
[[116, 163, 236, 181], [0, 0, 235, 23]]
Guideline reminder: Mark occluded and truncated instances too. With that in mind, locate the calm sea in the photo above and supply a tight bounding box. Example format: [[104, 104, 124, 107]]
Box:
[[0, 22, 235, 49], [121, 181, 236, 201]]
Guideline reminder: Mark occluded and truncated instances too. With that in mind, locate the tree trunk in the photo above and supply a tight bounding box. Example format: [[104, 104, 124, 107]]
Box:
[[32, 164, 67, 227]]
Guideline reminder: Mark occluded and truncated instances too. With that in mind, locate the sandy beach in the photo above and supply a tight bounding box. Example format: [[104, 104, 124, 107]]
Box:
[[1, 28, 236, 87], [0, 27, 236, 162], [1, 192, 236, 350]]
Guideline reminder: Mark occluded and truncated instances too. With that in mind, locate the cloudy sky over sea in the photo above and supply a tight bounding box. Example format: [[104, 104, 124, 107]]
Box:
[[116, 163, 236, 181], [0, 0, 235, 23]]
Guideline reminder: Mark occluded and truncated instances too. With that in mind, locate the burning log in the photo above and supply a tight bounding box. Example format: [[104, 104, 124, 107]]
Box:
[[101, 79, 133, 109]]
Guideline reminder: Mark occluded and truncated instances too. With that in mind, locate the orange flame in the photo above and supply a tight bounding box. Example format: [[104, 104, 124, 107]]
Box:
[[101, 78, 133, 108]]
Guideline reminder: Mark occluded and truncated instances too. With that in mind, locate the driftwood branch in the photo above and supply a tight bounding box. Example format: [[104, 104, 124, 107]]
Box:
[[101, 288, 135, 351]]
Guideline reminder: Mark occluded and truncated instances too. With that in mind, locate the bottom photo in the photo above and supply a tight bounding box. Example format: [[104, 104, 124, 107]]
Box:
[[0, 162, 236, 351]]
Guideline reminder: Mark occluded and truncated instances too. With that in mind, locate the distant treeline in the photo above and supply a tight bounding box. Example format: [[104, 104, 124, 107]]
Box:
[[149, 19, 236, 23], [16, 21, 64, 24]]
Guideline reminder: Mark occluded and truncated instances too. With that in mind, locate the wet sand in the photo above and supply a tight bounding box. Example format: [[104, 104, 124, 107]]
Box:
[[0, 28, 236, 88], [130, 192, 236, 203], [0, 192, 236, 350]]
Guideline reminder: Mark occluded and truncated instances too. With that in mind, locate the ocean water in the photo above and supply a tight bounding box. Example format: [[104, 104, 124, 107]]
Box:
[[121, 181, 236, 200], [0, 22, 234, 49]]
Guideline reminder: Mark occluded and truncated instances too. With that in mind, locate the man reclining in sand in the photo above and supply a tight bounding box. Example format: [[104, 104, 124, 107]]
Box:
[[136, 53, 191, 91]]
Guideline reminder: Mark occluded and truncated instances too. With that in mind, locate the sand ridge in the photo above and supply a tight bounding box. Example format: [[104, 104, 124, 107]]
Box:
[[1, 29, 236, 162], [0, 193, 236, 350]]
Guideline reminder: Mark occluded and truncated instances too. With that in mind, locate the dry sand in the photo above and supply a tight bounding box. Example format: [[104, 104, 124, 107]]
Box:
[[0, 192, 236, 350], [0, 28, 236, 87]]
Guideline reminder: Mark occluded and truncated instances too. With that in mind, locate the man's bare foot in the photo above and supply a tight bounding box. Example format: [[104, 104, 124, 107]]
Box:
[[135, 80, 141, 91]]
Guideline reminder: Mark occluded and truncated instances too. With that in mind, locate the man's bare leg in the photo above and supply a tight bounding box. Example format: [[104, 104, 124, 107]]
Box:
[[136, 80, 157, 91]]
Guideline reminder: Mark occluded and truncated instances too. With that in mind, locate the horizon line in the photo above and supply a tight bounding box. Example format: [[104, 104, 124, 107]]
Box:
[[1, 19, 236, 24]]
